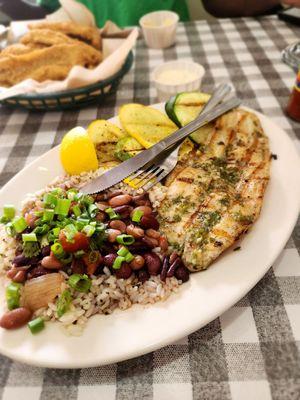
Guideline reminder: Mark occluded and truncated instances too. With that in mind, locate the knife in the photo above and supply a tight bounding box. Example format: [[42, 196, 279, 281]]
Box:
[[81, 95, 241, 194]]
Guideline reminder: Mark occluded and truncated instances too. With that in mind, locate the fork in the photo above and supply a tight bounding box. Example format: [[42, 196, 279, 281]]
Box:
[[125, 83, 232, 191]]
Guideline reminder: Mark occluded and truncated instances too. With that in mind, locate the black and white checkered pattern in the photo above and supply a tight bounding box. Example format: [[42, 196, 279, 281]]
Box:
[[0, 15, 300, 400]]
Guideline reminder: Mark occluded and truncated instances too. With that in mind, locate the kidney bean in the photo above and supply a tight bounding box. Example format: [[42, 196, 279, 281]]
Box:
[[175, 265, 190, 282], [130, 255, 145, 271], [107, 229, 122, 243], [24, 212, 37, 229], [132, 194, 150, 206], [110, 220, 126, 233], [159, 236, 168, 252], [13, 254, 30, 267], [130, 205, 152, 217], [41, 245, 51, 258], [141, 236, 157, 249], [140, 215, 159, 230], [127, 242, 149, 253], [160, 256, 169, 282], [166, 257, 181, 278], [27, 266, 49, 280], [144, 252, 162, 275], [115, 263, 132, 279], [103, 253, 117, 268], [95, 193, 108, 201], [145, 236, 158, 247], [126, 224, 144, 239], [41, 253, 63, 270], [6, 267, 18, 280], [113, 205, 133, 218], [12, 270, 27, 283], [96, 202, 109, 211], [107, 190, 124, 199], [71, 258, 86, 274], [137, 269, 150, 283], [96, 211, 106, 222], [169, 251, 179, 265], [0, 307, 32, 330], [146, 229, 160, 239], [108, 194, 132, 207]]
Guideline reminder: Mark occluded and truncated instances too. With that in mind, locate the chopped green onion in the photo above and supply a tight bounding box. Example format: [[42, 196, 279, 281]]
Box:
[[72, 205, 81, 217], [43, 193, 58, 206], [82, 224, 95, 237], [117, 246, 129, 257], [67, 189, 78, 201], [112, 256, 125, 270], [116, 234, 135, 245], [34, 210, 44, 217], [131, 209, 144, 223], [88, 250, 100, 264], [23, 242, 40, 258], [80, 195, 94, 206], [5, 222, 15, 236], [117, 247, 134, 262], [22, 233, 37, 242], [64, 223, 77, 242], [28, 317, 45, 334], [42, 209, 54, 222], [12, 216, 28, 233], [51, 242, 65, 258], [56, 290, 72, 317], [33, 224, 50, 235], [54, 198, 71, 216], [125, 252, 134, 263], [60, 254, 73, 265], [41, 235, 49, 247], [51, 188, 63, 196], [6, 282, 22, 310], [3, 205, 15, 221], [74, 250, 85, 258], [68, 274, 91, 293], [88, 203, 98, 218], [48, 227, 60, 241], [105, 207, 120, 220]]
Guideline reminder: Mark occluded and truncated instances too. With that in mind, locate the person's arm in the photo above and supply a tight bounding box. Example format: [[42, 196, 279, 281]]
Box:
[[202, 0, 281, 17]]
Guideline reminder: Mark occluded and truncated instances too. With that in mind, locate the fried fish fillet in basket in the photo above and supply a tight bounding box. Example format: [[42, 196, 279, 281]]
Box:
[[28, 21, 102, 50], [21, 29, 76, 49], [150, 109, 271, 272], [0, 42, 102, 87]]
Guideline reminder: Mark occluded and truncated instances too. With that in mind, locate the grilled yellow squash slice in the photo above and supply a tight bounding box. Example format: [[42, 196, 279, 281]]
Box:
[[87, 120, 126, 163], [119, 103, 177, 148]]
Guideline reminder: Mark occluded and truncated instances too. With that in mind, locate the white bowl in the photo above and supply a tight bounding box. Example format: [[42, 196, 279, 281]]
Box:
[[153, 60, 205, 101], [139, 10, 179, 49]]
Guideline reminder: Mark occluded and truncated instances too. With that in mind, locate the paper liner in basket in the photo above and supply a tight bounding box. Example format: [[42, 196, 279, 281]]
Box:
[[0, 1, 138, 100]]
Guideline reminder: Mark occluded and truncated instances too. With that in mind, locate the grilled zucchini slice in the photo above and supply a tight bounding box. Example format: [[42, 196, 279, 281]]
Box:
[[165, 92, 214, 146]]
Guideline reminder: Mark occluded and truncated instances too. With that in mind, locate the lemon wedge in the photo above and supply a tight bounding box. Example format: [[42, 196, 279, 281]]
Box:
[[60, 126, 98, 175]]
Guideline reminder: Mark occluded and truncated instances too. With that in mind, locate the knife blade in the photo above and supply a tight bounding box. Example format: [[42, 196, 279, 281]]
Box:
[[80, 96, 241, 194]]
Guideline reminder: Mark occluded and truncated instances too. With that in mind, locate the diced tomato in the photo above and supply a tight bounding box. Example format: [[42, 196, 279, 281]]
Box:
[[59, 231, 90, 253], [83, 251, 103, 275]]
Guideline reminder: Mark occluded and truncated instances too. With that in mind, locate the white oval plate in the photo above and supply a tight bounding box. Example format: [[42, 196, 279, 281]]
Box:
[[0, 105, 299, 368]]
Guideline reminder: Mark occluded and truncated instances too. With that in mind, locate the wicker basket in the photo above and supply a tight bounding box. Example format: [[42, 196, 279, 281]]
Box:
[[0, 51, 133, 111]]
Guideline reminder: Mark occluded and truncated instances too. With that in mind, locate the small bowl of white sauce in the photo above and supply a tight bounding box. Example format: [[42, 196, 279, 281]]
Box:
[[140, 11, 179, 49], [153, 60, 205, 101]]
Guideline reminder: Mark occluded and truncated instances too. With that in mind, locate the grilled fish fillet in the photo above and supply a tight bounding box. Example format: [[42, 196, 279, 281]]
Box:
[[28, 21, 101, 50], [0, 43, 102, 87], [150, 109, 271, 272]]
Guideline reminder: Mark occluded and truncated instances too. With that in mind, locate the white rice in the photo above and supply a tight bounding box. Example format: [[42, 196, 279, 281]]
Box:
[[0, 169, 182, 336]]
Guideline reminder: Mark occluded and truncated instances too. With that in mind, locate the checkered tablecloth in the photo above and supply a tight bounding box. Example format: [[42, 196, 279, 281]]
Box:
[[0, 15, 299, 400]]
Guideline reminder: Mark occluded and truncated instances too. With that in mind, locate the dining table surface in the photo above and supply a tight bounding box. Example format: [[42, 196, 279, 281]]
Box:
[[0, 14, 300, 400]]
